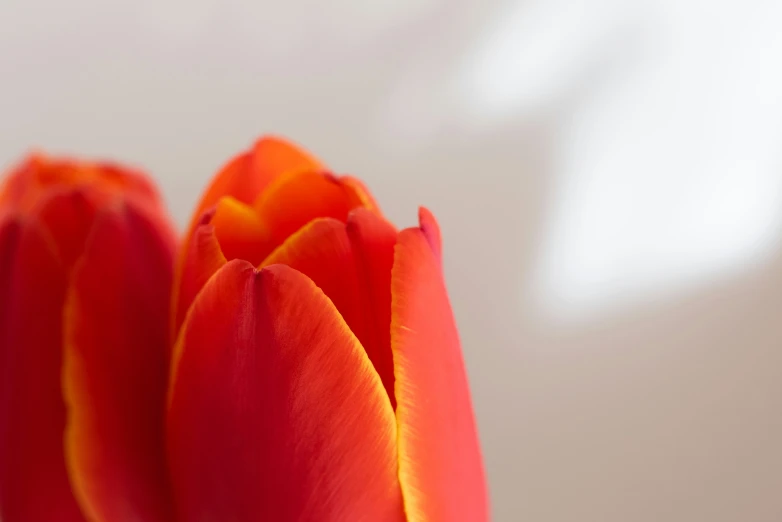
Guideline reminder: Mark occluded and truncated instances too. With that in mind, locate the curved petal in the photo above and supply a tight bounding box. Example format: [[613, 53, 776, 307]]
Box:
[[171, 210, 227, 340], [172, 139, 330, 341], [0, 217, 86, 522], [35, 189, 101, 269], [346, 209, 398, 407], [171, 172, 368, 344], [63, 201, 175, 522], [260, 218, 363, 336], [341, 176, 382, 213], [417, 206, 441, 263], [250, 171, 369, 260], [391, 213, 489, 522], [172, 150, 254, 338], [250, 135, 324, 192], [188, 151, 254, 227], [0, 154, 165, 217], [211, 196, 270, 265], [167, 261, 404, 522], [184, 136, 323, 245], [259, 212, 398, 407]]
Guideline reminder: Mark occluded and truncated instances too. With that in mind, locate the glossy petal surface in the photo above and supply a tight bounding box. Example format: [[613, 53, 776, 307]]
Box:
[[174, 170, 375, 336], [184, 136, 322, 245], [345, 209, 398, 406], [168, 261, 404, 522], [211, 196, 269, 265], [391, 213, 489, 522], [249, 170, 368, 261], [63, 202, 175, 522], [171, 210, 227, 338], [260, 218, 362, 336], [173, 139, 339, 341], [259, 212, 398, 406], [0, 218, 86, 522], [250, 135, 324, 192]]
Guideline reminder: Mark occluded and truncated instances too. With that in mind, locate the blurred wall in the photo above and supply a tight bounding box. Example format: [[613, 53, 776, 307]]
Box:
[[2, 1, 782, 520]]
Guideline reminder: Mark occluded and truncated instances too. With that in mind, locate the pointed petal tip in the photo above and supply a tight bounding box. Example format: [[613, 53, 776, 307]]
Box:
[[391, 224, 488, 522], [417, 206, 442, 262], [167, 259, 404, 522]]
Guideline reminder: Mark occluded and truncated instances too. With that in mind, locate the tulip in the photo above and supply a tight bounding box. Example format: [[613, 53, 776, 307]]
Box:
[[169, 137, 489, 521], [0, 155, 176, 522]]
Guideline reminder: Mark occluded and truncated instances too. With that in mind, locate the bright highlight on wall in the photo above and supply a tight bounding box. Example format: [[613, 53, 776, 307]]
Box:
[[460, 0, 782, 320]]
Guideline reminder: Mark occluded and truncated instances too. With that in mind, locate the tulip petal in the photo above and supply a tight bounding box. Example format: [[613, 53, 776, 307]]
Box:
[[341, 175, 382, 213], [259, 212, 398, 407], [175, 138, 323, 318], [0, 154, 164, 216], [205, 171, 374, 290], [191, 151, 255, 220], [171, 209, 227, 340], [0, 217, 86, 522], [346, 209, 398, 407], [251, 135, 324, 190], [211, 196, 270, 264], [417, 206, 441, 263], [253, 170, 369, 249], [35, 189, 101, 269], [172, 151, 254, 326], [186, 136, 322, 239], [168, 261, 405, 522], [391, 213, 489, 522], [63, 201, 175, 522], [260, 218, 363, 336]]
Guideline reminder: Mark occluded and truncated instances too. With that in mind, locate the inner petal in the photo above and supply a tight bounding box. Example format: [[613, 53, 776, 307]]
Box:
[[211, 170, 372, 267], [258, 211, 398, 407], [253, 171, 366, 249]]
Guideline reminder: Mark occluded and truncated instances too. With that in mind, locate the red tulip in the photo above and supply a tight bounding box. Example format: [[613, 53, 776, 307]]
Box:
[[0, 155, 176, 522], [1, 138, 487, 522], [169, 137, 489, 522]]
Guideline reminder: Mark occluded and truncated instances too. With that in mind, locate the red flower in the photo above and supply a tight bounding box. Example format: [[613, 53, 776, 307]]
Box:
[[168, 137, 488, 522], [0, 138, 488, 522], [0, 155, 176, 522]]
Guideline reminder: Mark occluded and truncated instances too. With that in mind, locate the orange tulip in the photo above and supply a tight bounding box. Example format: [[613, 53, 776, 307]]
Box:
[[1, 138, 487, 522], [168, 137, 489, 521], [0, 155, 176, 522]]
